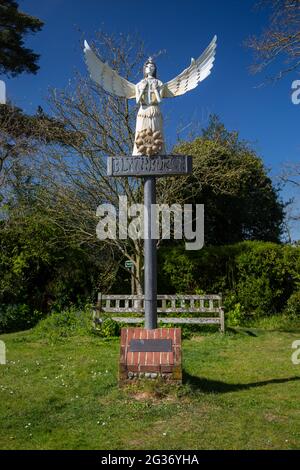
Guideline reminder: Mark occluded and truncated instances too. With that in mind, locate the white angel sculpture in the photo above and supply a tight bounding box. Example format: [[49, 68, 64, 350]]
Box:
[[84, 36, 217, 156]]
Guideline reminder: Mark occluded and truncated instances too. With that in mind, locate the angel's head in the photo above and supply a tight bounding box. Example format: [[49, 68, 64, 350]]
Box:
[[143, 57, 157, 78]]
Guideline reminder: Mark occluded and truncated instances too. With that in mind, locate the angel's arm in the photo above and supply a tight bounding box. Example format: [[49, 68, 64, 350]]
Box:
[[136, 80, 147, 104], [153, 80, 163, 103]]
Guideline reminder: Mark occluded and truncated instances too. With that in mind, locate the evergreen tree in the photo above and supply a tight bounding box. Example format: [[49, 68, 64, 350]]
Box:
[[167, 115, 285, 245], [0, 0, 44, 77]]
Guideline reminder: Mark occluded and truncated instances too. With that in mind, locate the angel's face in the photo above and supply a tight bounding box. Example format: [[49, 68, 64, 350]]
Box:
[[144, 63, 156, 77]]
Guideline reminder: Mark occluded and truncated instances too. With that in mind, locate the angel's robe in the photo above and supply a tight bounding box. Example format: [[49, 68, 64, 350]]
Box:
[[132, 78, 166, 156]]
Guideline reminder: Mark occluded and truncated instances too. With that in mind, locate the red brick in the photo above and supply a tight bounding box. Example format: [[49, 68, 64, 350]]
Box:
[[148, 330, 154, 340], [174, 346, 181, 365], [149, 351, 155, 365], [139, 364, 160, 373], [119, 346, 126, 365], [135, 328, 142, 339], [132, 328, 137, 339], [161, 352, 169, 365], [126, 351, 134, 366], [156, 329, 162, 339], [161, 365, 173, 373], [126, 328, 135, 344], [127, 365, 139, 373], [161, 329, 169, 339], [133, 352, 140, 365], [138, 329, 145, 339], [139, 351, 146, 365], [136, 352, 141, 365], [126, 328, 137, 360], [167, 352, 174, 365], [120, 328, 127, 347], [153, 351, 160, 365], [174, 328, 181, 346]]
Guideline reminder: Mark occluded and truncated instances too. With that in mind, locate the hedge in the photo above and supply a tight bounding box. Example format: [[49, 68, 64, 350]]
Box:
[[158, 241, 300, 318]]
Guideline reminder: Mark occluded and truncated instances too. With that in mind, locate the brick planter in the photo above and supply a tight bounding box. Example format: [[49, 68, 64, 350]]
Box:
[[119, 327, 182, 384]]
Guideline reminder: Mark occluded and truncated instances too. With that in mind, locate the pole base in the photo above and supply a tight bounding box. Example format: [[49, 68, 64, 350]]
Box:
[[119, 327, 182, 385]]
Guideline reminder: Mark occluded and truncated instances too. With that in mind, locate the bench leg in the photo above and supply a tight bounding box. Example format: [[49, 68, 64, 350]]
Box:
[[220, 310, 225, 333]]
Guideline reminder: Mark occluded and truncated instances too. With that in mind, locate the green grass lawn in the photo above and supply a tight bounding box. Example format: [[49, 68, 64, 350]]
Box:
[[1, 327, 300, 450]]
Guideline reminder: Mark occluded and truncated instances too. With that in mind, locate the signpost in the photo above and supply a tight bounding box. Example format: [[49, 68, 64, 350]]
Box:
[[110, 154, 193, 330], [84, 35, 216, 383]]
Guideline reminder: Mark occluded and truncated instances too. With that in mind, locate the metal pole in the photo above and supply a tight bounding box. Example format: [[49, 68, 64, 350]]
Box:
[[131, 263, 135, 296], [144, 176, 157, 330]]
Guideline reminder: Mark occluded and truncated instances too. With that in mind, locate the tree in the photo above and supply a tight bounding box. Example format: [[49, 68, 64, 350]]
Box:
[[280, 162, 300, 234], [247, 0, 300, 80], [281, 162, 300, 189], [0, 102, 80, 201], [161, 116, 285, 245], [0, 184, 118, 313], [0, 0, 44, 77]]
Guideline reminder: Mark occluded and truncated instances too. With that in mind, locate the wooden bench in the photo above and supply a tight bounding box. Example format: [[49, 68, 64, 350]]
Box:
[[93, 294, 225, 333]]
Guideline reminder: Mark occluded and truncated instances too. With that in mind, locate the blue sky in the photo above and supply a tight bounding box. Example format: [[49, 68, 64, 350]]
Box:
[[3, 0, 300, 237]]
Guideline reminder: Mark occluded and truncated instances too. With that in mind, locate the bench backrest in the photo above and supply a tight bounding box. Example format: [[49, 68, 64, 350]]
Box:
[[97, 294, 223, 314]]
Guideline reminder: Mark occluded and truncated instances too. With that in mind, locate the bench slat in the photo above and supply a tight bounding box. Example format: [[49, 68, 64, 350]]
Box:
[[95, 317, 221, 325], [98, 307, 220, 313], [100, 294, 222, 300]]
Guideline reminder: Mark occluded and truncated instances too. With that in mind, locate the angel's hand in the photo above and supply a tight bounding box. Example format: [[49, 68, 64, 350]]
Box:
[[141, 79, 148, 90]]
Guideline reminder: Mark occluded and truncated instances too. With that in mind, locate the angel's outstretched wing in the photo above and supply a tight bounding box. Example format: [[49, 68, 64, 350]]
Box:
[[163, 35, 217, 98], [83, 40, 136, 99], [0, 80, 6, 104]]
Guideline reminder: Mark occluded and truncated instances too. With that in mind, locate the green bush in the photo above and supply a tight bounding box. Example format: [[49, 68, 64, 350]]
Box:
[[0, 304, 43, 333], [234, 242, 296, 316], [226, 302, 246, 326], [99, 317, 121, 338], [159, 241, 300, 317], [284, 291, 300, 317], [34, 305, 93, 341]]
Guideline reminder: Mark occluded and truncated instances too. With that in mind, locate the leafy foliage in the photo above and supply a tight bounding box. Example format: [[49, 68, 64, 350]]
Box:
[[168, 116, 285, 245], [0, 303, 42, 333], [159, 241, 300, 320], [98, 317, 121, 338], [0, 187, 118, 324], [0, 0, 44, 77], [34, 306, 93, 341], [284, 290, 300, 317]]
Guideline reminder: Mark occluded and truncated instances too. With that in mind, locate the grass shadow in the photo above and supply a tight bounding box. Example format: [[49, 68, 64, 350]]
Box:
[[225, 327, 258, 337], [183, 370, 300, 394]]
